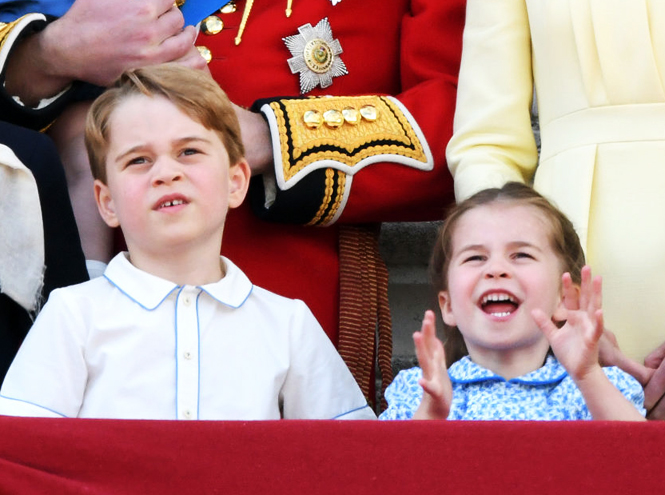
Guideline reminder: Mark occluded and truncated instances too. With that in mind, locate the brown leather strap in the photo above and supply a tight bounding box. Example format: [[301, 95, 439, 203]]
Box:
[[338, 224, 393, 410]]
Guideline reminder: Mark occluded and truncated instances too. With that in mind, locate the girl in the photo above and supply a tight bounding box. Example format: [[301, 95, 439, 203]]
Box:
[[446, 0, 665, 416], [380, 183, 645, 421]]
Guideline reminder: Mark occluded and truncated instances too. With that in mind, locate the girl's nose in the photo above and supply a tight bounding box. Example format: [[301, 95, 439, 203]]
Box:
[[484, 259, 510, 279]]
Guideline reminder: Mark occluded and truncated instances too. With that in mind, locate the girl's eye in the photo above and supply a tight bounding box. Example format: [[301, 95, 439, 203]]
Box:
[[513, 252, 534, 260], [463, 254, 485, 263]]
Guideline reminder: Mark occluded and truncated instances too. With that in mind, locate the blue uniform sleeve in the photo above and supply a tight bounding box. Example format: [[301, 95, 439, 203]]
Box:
[[379, 367, 424, 420], [0, 1, 71, 22]]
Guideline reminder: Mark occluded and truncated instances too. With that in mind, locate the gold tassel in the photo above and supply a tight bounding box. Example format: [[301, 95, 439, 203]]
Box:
[[234, 0, 254, 45], [285, 0, 293, 17]]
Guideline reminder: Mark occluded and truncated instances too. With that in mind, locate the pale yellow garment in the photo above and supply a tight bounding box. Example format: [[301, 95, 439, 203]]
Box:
[[447, 0, 665, 361]]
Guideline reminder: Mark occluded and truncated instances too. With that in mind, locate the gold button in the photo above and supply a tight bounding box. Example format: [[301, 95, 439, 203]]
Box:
[[201, 15, 223, 35], [197, 45, 212, 64], [360, 105, 378, 122], [219, 1, 237, 14], [323, 109, 344, 128], [342, 107, 360, 125], [303, 110, 323, 129], [174, 0, 185, 7]]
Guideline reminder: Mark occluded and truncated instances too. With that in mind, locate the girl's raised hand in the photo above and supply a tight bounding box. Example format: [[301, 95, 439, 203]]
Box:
[[413, 310, 453, 420], [532, 265, 604, 381]]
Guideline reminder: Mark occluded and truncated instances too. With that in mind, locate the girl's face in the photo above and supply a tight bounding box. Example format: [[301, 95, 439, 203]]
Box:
[[438, 202, 568, 365]]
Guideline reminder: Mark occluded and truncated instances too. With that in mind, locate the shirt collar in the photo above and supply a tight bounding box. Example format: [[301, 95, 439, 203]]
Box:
[[103, 253, 253, 310], [448, 355, 567, 385]]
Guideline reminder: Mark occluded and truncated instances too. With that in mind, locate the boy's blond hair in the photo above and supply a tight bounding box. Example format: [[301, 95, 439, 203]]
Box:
[[85, 63, 245, 184], [430, 182, 586, 365]]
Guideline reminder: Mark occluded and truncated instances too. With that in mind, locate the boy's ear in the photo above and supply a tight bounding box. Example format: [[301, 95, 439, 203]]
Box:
[[438, 290, 456, 327], [94, 180, 120, 228], [227, 159, 251, 209]]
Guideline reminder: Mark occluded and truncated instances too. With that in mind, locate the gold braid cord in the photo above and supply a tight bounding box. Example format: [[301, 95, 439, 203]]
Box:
[[338, 224, 393, 411], [0, 20, 18, 50]]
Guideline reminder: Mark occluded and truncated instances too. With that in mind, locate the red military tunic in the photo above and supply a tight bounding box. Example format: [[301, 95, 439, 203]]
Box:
[[196, 0, 465, 337]]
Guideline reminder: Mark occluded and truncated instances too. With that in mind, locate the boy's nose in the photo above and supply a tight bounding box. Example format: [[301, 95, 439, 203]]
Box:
[[152, 158, 183, 185]]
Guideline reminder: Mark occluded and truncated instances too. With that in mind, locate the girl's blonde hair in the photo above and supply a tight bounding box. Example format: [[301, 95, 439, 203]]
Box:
[[430, 182, 586, 364]]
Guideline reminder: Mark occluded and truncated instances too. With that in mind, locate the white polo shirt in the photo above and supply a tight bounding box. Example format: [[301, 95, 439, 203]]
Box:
[[0, 253, 375, 420]]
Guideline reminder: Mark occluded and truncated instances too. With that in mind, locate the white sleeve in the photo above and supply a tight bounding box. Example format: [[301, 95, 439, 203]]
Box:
[[0, 288, 88, 418], [280, 300, 376, 420]]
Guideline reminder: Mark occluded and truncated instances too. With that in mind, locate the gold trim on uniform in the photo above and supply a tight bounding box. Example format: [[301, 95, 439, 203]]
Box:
[[325, 171, 346, 225], [307, 168, 336, 226], [235, 0, 254, 45], [306, 169, 346, 226], [270, 95, 428, 181], [0, 20, 17, 49]]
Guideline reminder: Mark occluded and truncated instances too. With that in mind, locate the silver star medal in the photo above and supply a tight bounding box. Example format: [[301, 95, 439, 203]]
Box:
[[284, 18, 348, 94]]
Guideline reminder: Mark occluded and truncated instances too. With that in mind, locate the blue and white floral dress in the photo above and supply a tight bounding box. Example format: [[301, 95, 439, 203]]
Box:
[[379, 355, 645, 420]]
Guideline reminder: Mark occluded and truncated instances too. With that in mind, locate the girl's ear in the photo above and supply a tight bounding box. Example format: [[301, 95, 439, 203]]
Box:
[[438, 290, 456, 327], [94, 180, 120, 228], [228, 159, 251, 209]]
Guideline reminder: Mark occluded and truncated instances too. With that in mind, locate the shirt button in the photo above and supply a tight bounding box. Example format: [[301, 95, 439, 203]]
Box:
[[184, 351, 192, 360], [183, 296, 192, 306], [183, 409, 193, 419]]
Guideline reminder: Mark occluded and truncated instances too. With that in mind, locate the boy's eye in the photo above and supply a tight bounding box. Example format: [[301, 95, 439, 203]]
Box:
[[181, 148, 201, 156], [127, 156, 147, 166]]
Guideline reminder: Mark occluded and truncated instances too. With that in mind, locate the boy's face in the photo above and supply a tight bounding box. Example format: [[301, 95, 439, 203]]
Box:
[[94, 94, 249, 259], [438, 203, 567, 364]]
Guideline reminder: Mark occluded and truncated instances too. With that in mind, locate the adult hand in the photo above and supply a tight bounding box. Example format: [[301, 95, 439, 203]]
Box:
[[560, 267, 654, 386], [232, 103, 273, 176], [5, 0, 196, 104], [644, 342, 665, 420]]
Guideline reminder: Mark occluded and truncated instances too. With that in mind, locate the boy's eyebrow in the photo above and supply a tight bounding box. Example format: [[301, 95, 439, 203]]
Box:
[[172, 136, 214, 146]]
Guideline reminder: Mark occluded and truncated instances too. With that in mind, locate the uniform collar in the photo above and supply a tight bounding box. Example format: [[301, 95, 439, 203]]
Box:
[[103, 252, 253, 310], [448, 355, 567, 385]]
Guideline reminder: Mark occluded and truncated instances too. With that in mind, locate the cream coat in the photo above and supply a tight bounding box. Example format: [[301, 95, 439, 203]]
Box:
[[447, 0, 665, 361]]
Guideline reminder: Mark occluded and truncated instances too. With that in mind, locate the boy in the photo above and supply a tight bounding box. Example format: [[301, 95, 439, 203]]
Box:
[[0, 64, 376, 420]]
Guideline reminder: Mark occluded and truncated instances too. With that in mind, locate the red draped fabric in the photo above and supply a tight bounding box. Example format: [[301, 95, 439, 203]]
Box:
[[0, 418, 662, 493]]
